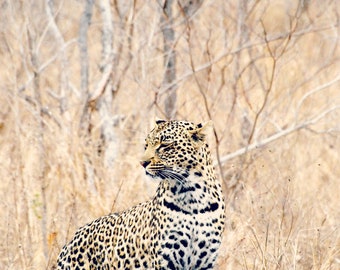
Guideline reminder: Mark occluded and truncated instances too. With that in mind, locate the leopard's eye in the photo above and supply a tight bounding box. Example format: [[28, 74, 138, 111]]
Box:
[[157, 142, 174, 152]]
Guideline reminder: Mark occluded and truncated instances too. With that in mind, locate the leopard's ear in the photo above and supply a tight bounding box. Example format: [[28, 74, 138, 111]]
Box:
[[152, 118, 166, 129], [155, 119, 166, 125], [189, 121, 213, 145]]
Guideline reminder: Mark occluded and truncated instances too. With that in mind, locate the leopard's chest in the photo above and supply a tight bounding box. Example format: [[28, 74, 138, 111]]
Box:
[[155, 196, 225, 269]]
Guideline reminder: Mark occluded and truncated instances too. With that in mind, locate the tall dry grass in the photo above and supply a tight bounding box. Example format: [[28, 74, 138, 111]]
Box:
[[0, 0, 339, 269]]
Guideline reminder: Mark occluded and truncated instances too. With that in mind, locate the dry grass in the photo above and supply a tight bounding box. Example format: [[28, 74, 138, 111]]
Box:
[[0, 0, 339, 269]]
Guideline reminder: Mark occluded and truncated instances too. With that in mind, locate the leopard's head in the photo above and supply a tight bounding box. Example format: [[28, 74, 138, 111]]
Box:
[[141, 120, 212, 184]]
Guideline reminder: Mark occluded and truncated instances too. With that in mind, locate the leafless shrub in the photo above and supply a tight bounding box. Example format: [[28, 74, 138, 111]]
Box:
[[0, 0, 339, 269]]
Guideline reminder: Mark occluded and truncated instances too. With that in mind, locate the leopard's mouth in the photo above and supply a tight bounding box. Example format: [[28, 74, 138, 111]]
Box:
[[143, 163, 166, 178], [145, 170, 156, 178], [143, 164, 189, 184]]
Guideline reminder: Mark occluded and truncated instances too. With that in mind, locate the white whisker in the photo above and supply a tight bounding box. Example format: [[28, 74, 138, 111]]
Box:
[[157, 168, 188, 185]]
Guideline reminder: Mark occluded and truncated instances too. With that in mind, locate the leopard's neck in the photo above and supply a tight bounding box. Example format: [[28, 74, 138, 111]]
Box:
[[153, 167, 224, 216]]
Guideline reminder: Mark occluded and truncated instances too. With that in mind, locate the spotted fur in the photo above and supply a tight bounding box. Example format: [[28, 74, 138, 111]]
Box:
[[57, 120, 225, 269]]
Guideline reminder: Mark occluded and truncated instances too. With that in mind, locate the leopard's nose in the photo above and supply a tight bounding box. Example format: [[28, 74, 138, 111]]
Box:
[[140, 160, 151, 168]]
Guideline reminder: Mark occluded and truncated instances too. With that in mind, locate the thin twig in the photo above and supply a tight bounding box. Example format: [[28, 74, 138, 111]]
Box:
[[216, 105, 340, 165], [158, 21, 340, 96]]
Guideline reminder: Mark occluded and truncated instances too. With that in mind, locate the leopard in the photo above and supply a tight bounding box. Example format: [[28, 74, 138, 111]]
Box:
[[56, 120, 225, 269]]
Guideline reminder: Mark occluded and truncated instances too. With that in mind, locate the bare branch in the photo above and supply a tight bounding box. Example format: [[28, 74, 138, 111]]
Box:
[[160, 0, 177, 119], [295, 74, 340, 121], [45, 0, 70, 113], [78, 0, 94, 132], [17, 39, 78, 93], [216, 105, 340, 165], [158, 21, 340, 96], [96, 0, 118, 169]]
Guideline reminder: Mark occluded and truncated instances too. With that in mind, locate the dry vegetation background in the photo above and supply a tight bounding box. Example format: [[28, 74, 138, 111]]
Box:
[[0, 0, 339, 269]]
